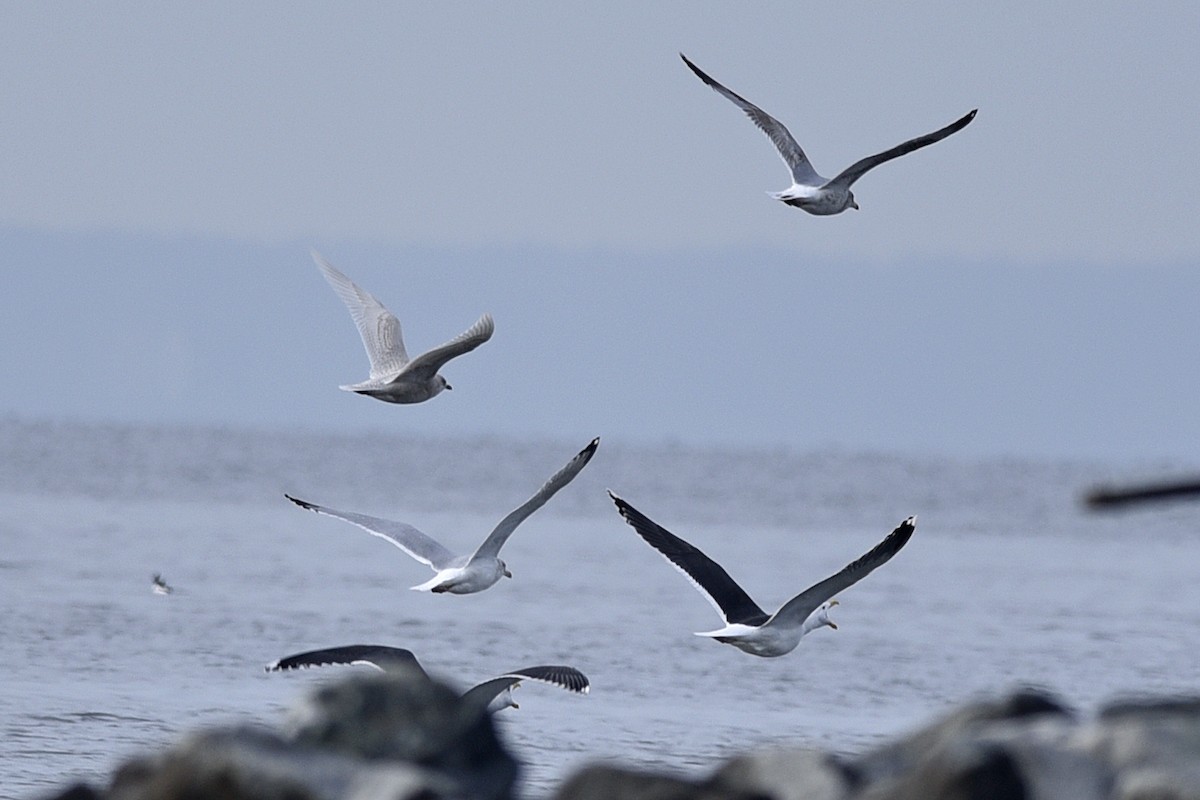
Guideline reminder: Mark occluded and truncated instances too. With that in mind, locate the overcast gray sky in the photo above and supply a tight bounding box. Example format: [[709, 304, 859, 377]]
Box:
[[3, 3, 1199, 461]]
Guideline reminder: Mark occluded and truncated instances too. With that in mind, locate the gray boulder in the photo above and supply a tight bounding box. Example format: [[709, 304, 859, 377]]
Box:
[[98, 668, 516, 800], [33, 684, 1200, 800], [106, 726, 447, 800], [552, 689, 1200, 800], [711, 748, 852, 800], [283, 667, 517, 796], [1090, 697, 1200, 800], [552, 764, 753, 800]]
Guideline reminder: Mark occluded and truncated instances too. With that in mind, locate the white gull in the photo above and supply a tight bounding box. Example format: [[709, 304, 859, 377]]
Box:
[[313, 250, 494, 404]]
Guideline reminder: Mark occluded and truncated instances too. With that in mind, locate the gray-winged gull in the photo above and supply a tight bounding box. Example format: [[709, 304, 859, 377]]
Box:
[[680, 53, 976, 216], [285, 438, 600, 594]]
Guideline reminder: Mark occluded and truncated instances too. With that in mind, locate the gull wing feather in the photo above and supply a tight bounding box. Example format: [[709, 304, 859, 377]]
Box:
[[681, 53, 823, 187], [824, 110, 977, 191], [312, 251, 410, 380], [461, 666, 590, 712], [265, 644, 429, 677], [609, 491, 769, 626], [765, 516, 916, 630], [469, 438, 600, 563], [285, 494, 456, 570], [396, 313, 495, 383]]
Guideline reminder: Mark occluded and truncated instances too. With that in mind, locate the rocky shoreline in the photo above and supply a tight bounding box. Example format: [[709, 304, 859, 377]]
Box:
[[38, 670, 1200, 800]]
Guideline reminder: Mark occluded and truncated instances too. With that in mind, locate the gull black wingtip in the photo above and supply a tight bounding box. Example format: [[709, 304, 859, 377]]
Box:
[[606, 489, 628, 512], [284, 493, 317, 512], [679, 53, 713, 85], [608, 492, 644, 528], [890, 516, 918, 547]]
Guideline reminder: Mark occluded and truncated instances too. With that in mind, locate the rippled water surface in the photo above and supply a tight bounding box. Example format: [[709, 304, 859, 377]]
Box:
[[3, 420, 1199, 798]]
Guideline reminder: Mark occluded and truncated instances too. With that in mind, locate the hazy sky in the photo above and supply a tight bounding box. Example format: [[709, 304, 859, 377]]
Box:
[[3, 3, 1199, 461]]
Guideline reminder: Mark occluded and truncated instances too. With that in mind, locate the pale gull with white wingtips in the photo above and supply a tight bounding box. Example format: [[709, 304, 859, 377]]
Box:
[[312, 250, 493, 404]]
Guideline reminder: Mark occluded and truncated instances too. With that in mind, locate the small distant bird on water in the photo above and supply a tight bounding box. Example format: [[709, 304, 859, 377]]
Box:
[[151, 573, 173, 595], [680, 53, 976, 216], [610, 491, 915, 657], [265, 644, 589, 713], [285, 437, 600, 595], [312, 251, 494, 404]]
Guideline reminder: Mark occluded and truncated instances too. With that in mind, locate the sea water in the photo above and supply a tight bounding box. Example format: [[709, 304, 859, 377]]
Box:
[[2, 419, 1199, 798]]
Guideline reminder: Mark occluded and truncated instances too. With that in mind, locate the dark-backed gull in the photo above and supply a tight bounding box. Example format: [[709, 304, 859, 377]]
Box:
[[266, 644, 589, 712], [610, 491, 915, 657]]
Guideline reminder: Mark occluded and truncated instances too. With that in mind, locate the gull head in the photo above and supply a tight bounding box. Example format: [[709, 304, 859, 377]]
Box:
[[847, 192, 859, 211], [438, 375, 452, 392], [500, 559, 512, 579], [816, 599, 839, 631]]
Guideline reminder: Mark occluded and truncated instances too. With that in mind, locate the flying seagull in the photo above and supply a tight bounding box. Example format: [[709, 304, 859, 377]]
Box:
[[266, 644, 589, 712], [680, 53, 976, 216], [312, 250, 494, 404], [609, 491, 915, 657], [286, 437, 600, 594], [151, 573, 173, 595]]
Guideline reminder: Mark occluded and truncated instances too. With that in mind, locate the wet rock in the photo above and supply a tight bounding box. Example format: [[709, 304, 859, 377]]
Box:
[[283, 667, 517, 797], [856, 729, 1106, 800], [552, 764, 759, 800], [1099, 697, 1200, 721], [31, 685, 1200, 800], [106, 725, 450, 800], [842, 690, 1106, 800], [97, 668, 515, 800], [39, 785, 104, 800], [1086, 697, 1200, 800], [845, 687, 1073, 790], [710, 748, 850, 800]]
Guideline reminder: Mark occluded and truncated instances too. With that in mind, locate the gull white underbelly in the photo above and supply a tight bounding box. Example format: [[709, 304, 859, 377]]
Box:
[[410, 561, 505, 594], [695, 623, 803, 658], [771, 184, 849, 215]]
